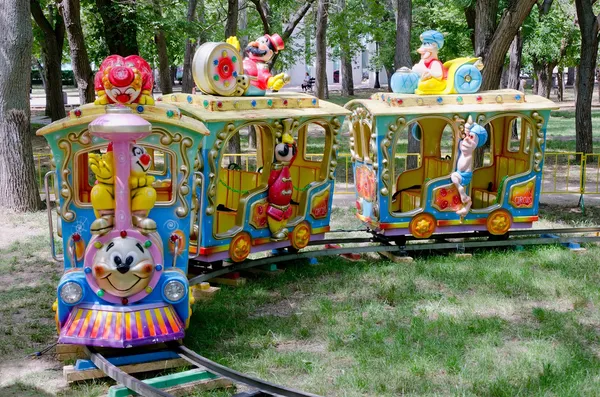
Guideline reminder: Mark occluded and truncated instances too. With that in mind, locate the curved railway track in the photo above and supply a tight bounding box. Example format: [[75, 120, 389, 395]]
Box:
[[188, 227, 600, 285], [83, 226, 600, 396], [85, 344, 322, 397]]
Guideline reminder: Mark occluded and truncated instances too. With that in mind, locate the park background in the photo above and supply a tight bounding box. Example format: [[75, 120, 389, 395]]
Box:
[[3, 0, 600, 396]]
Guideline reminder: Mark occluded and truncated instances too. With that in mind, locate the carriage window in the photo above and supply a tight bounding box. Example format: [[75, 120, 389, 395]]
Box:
[[508, 118, 522, 152], [349, 110, 372, 162], [303, 123, 327, 162], [74, 144, 175, 206], [440, 124, 453, 160]]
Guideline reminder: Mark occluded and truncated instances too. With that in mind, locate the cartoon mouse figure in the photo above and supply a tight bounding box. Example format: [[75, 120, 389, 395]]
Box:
[[266, 133, 297, 241], [240, 34, 289, 95], [450, 117, 488, 217]]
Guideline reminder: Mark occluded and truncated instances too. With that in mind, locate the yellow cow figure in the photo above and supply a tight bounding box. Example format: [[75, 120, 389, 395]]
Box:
[[88, 143, 157, 235]]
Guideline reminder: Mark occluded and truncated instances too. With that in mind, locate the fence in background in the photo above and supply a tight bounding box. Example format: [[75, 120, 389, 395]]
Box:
[[33, 152, 600, 197]]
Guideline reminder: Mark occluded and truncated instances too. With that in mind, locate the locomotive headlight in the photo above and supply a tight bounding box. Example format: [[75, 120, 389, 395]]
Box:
[[60, 281, 83, 305], [163, 280, 186, 303]]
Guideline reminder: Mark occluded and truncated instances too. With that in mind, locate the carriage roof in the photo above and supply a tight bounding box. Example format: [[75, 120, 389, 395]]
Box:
[[345, 89, 559, 117], [36, 103, 210, 136], [158, 92, 350, 122]]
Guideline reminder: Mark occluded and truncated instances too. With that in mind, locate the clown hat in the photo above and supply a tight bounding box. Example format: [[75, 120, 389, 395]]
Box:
[[420, 30, 444, 50], [265, 34, 285, 53], [470, 123, 488, 148]]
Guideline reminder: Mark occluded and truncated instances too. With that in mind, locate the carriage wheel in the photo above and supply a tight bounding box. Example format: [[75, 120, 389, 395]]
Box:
[[192, 42, 244, 96], [409, 213, 436, 239], [454, 64, 482, 94], [290, 222, 311, 250], [486, 209, 512, 235], [229, 232, 252, 262]]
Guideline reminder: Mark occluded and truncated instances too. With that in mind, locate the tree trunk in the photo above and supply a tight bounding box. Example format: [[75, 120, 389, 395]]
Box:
[[225, 0, 238, 38], [394, 0, 411, 69], [155, 29, 172, 94], [314, 0, 329, 99], [339, 0, 354, 96], [566, 67, 575, 86], [0, 0, 43, 211], [96, 0, 139, 55], [31, 0, 66, 121], [557, 66, 564, 101], [181, 0, 198, 93], [506, 31, 522, 90], [477, 0, 538, 91], [239, 0, 248, 49], [575, 0, 599, 155], [248, 125, 257, 150], [534, 61, 555, 98], [60, 0, 95, 105]]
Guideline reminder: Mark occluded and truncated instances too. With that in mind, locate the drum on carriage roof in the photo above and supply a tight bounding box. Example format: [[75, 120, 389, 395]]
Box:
[[159, 92, 350, 263], [345, 89, 559, 239]]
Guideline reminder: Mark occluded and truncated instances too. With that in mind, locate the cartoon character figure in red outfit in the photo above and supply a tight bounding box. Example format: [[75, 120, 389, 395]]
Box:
[[267, 132, 297, 241], [94, 55, 154, 105], [241, 34, 289, 96]]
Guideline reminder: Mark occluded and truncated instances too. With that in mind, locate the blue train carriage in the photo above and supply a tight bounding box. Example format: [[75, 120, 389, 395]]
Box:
[[159, 92, 350, 263], [37, 102, 208, 348], [345, 89, 558, 239]]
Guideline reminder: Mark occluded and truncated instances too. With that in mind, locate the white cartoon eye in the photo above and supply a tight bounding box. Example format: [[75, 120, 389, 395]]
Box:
[[132, 146, 144, 157]]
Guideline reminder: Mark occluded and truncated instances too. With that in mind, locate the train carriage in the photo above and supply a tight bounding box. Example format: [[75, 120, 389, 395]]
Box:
[[159, 92, 350, 263], [38, 103, 206, 347], [346, 89, 558, 239]]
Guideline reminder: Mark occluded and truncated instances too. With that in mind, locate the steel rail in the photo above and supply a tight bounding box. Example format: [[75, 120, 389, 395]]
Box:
[[84, 346, 173, 397], [188, 227, 600, 286], [171, 343, 322, 397]]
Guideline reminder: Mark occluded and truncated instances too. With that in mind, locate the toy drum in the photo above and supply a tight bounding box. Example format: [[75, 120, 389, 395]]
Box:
[[192, 42, 246, 96]]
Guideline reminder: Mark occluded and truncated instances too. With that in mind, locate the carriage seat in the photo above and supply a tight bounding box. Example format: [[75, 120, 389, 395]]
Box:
[[392, 157, 452, 212], [471, 155, 527, 208]]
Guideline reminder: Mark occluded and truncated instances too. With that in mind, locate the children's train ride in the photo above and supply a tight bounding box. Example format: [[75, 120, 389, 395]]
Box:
[[38, 30, 556, 348]]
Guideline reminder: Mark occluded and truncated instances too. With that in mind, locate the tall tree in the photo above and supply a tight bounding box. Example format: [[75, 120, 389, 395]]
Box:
[[0, 0, 43, 211], [315, 0, 329, 99], [152, 0, 172, 94], [225, 0, 239, 38], [60, 0, 95, 105], [394, 0, 411, 69], [181, 0, 199, 93], [574, 0, 599, 154], [464, 0, 538, 90], [31, 0, 66, 121], [96, 0, 139, 56], [506, 31, 522, 90]]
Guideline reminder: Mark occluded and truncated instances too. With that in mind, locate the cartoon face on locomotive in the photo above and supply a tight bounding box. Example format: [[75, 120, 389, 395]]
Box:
[[38, 103, 208, 348], [346, 90, 558, 240]]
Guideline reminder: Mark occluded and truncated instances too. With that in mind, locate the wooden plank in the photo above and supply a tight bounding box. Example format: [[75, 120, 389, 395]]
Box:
[[454, 253, 472, 259], [64, 358, 188, 383], [108, 369, 233, 397], [379, 251, 414, 263], [209, 277, 247, 287], [192, 285, 221, 300]]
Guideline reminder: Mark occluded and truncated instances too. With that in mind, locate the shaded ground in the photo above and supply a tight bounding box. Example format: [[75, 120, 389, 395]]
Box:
[[2, 205, 600, 395]]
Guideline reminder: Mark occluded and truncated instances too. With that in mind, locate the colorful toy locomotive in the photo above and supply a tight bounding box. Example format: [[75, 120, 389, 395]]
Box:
[[38, 87, 208, 347]]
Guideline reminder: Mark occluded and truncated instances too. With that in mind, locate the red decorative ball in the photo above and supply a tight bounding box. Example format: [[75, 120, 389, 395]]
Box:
[[120, 230, 127, 238], [74, 109, 82, 117], [397, 99, 403, 105], [217, 101, 223, 108], [283, 99, 288, 106], [170, 234, 179, 242], [72, 233, 81, 242], [441, 200, 448, 209], [440, 188, 447, 197], [476, 95, 483, 102], [121, 298, 128, 305]]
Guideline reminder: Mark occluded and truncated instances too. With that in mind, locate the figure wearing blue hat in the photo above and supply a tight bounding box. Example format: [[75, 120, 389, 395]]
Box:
[[412, 30, 448, 95], [450, 117, 488, 217]]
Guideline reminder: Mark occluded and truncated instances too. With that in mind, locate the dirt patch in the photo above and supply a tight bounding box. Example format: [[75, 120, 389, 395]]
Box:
[[275, 340, 327, 353], [250, 298, 303, 318], [0, 357, 65, 394]]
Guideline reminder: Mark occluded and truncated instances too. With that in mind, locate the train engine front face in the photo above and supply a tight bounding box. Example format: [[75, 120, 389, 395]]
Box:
[[55, 108, 190, 348]]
